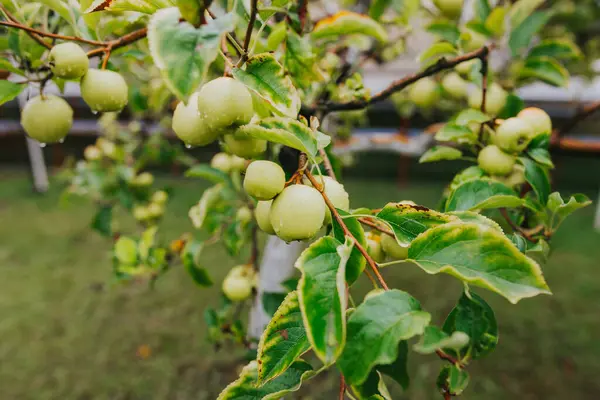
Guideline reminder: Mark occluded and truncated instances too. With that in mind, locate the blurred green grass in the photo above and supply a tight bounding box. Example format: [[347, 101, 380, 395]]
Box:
[[0, 169, 599, 399]]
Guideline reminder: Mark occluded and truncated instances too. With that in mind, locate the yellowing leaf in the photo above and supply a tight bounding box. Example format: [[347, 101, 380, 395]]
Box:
[[312, 11, 388, 43], [85, 0, 175, 13]]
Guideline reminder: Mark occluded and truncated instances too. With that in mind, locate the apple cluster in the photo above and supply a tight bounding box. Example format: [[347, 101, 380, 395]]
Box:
[[20, 43, 129, 144]]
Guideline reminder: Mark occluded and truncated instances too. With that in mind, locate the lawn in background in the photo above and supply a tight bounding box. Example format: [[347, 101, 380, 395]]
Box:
[[1, 169, 599, 399]]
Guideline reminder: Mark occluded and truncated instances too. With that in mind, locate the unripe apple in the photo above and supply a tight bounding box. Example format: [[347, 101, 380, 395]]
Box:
[[303, 176, 350, 225], [197, 77, 254, 132], [270, 185, 327, 241], [442, 72, 467, 98], [381, 234, 408, 260], [463, 28, 488, 51], [96, 138, 118, 159], [230, 155, 247, 171], [502, 164, 526, 187], [408, 77, 440, 108], [49, 42, 89, 80], [147, 202, 164, 219], [172, 92, 219, 146], [151, 190, 168, 205], [223, 133, 267, 158], [80, 69, 128, 112], [83, 145, 102, 161], [236, 206, 253, 224], [517, 107, 552, 137], [243, 160, 285, 200], [456, 59, 480, 76], [255, 200, 275, 234], [433, 0, 463, 18], [494, 117, 532, 153], [365, 232, 385, 263], [478, 145, 515, 176], [223, 267, 254, 301], [21, 95, 73, 143], [131, 172, 154, 187], [133, 205, 150, 221], [468, 83, 507, 116], [211, 152, 232, 173]]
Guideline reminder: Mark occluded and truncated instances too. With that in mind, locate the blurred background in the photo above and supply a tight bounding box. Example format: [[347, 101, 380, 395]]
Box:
[[2, 1, 600, 399]]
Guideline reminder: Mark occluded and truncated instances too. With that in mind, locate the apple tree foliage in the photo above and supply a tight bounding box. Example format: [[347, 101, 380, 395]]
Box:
[[1, 0, 597, 398]]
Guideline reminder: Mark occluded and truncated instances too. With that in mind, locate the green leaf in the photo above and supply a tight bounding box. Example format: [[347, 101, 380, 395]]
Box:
[[368, 0, 391, 20], [520, 157, 550, 204], [0, 58, 23, 76], [0, 81, 24, 106], [438, 365, 470, 395], [311, 11, 388, 43], [376, 202, 455, 246], [188, 184, 223, 229], [529, 39, 582, 60], [445, 178, 526, 212], [257, 291, 311, 384], [426, 20, 460, 44], [262, 292, 287, 317], [149, 7, 236, 101], [528, 132, 550, 150], [223, 220, 247, 257], [474, 0, 491, 21], [498, 93, 525, 119], [239, 117, 330, 158], [338, 289, 431, 386], [185, 164, 230, 183], [176, 0, 202, 25], [91, 205, 112, 237], [519, 56, 569, 87], [39, 0, 80, 33], [350, 370, 392, 400], [419, 42, 457, 66], [525, 239, 550, 265], [295, 236, 352, 364], [443, 292, 498, 359], [233, 53, 301, 118], [376, 341, 409, 390], [413, 326, 469, 355], [509, 0, 544, 28], [509, 10, 552, 56], [284, 30, 324, 89], [448, 211, 503, 233], [217, 360, 318, 400], [455, 109, 490, 126], [138, 226, 158, 260], [114, 236, 138, 265], [527, 148, 554, 168], [85, 0, 175, 13], [419, 146, 462, 163], [509, 233, 527, 253], [547, 192, 591, 228], [331, 211, 366, 285], [485, 7, 506, 36], [182, 239, 213, 287], [408, 222, 551, 303], [435, 123, 477, 144]]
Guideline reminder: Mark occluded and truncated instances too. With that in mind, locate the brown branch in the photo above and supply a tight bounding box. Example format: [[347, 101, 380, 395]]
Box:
[[499, 208, 538, 243], [358, 217, 394, 237], [86, 28, 148, 58], [0, 20, 105, 46], [436, 349, 461, 366], [318, 148, 337, 179], [339, 374, 346, 400], [250, 224, 259, 269], [309, 46, 491, 115], [478, 52, 489, 141], [552, 101, 600, 144], [0, 5, 51, 50], [305, 170, 389, 290], [241, 0, 258, 58]]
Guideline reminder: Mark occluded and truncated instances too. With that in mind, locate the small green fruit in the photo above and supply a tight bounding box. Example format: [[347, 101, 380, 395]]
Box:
[[365, 232, 385, 263], [81, 69, 128, 112], [151, 190, 168, 205], [244, 160, 285, 200], [495, 117, 532, 153], [147, 202, 164, 219], [456, 59, 480, 76], [304, 176, 350, 225], [478, 145, 515, 176], [84, 145, 102, 161], [463, 28, 488, 51], [21, 95, 73, 143], [468, 83, 507, 116], [230, 155, 247, 171], [433, 0, 463, 18], [49, 42, 88, 80], [223, 133, 267, 158], [197, 77, 254, 132], [133, 205, 150, 221], [96, 138, 118, 159], [409, 77, 439, 108], [442, 72, 467, 98], [236, 206, 253, 224], [517, 107, 552, 137], [211, 152, 232, 173], [172, 92, 219, 146], [223, 267, 254, 301], [501, 165, 526, 187], [381, 234, 408, 260], [270, 185, 327, 241], [131, 172, 154, 187], [255, 200, 275, 234]]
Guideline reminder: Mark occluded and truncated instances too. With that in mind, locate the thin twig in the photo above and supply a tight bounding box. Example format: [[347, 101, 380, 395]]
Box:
[[339, 374, 346, 400], [499, 208, 538, 243], [478, 51, 489, 141], [305, 170, 389, 290], [307, 46, 491, 115], [250, 224, 259, 269], [357, 217, 394, 237], [238, 0, 258, 65], [0, 20, 105, 46], [553, 100, 600, 144], [319, 148, 337, 179], [86, 28, 148, 58], [436, 349, 461, 366]]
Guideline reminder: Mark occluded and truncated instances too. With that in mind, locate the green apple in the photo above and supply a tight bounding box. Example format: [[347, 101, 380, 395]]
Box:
[[501, 164, 526, 187], [270, 185, 327, 241], [210, 152, 232, 173], [147, 202, 164, 219], [243, 160, 285, 200], [151, 190, 168, 205], [456, 59, 480, 76], [478, 145, 515, 176], [494, 117, 532, 153], [433, 0, 463, 18], [131, 172, 154, 187], [172, 92, 220, 146], [463, 28, 488, 51], [223, 132, 267, 158], [468, 83, 507, 116], [408, 77, 439, 108], [133, 205, 150, 221], [381, 234, 408, 260], [230, 155, 247, 171], [96, 138, 118, 159], [255, 200, 275, 234], [84, 145, 102, 161], [365, 232, 385, 263], [21, 95, 73, 143], [197, 77, 254, 132], [442, 72, 468, 98], [222, 266, 254, 301], [236, 206, 253, 224], [49, 42, 88, 80], [517, 107, 552, 137], [80, 69, 128, 112], [303, 176, 350, 224]]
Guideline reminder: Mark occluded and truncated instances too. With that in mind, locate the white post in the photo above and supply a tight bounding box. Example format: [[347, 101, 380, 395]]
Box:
[[19, 86, 50, 193], [594, 189, 600, 231]]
